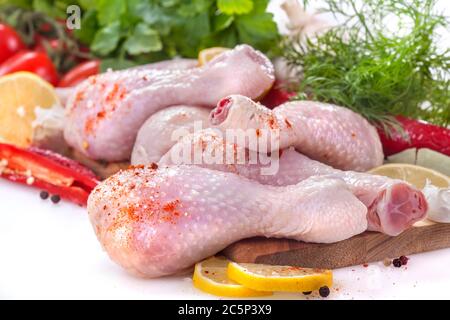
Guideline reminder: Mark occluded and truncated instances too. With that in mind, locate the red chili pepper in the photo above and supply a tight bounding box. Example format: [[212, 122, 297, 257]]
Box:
[[0, 51, 59, 85], [58, 60, 100, 87], [378, 116, 450, 157], [0, 24, 26, 64], [260, 84, 296, 109], [0, 143, 99, 206]]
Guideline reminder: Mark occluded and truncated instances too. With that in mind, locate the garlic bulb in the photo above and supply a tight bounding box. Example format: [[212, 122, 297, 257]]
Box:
[[423, 182, 450, 223]]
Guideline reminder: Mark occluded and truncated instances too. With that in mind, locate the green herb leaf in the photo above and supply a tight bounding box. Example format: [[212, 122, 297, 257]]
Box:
[[74, 9, 98, 45], [3, 0, 281, 69], [177, 0, 213, 17], [124, 23, 162, 55], [213, 13, 234, 32], [203, 28, 237, 48], [217, 0, 253, 15], [0, 0, 32, 9], [235, 0, 278, 52], [78, 0, 95, 10], [160, 0, 179, 8], [32, 0, 65, 18], [284, 0, 450, 128], [91, 21, 121, 56], [95, 0, 126, 26], [170, 11, 210, 57]]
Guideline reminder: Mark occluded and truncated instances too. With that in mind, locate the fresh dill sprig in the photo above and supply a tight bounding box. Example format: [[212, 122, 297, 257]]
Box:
[[283, 0, 450, 129]]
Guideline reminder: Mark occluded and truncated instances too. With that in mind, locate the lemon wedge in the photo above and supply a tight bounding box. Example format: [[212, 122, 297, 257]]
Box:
[[198, 47, 230, 66], [0, 72, 60, 147], [227, 262, 333, 293], [369, 163, 449, 189], [193, 256, 271, 297]]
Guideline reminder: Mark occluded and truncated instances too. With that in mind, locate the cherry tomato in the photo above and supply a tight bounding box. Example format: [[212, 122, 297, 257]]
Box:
[[58, 60, 100, 87], [34, 36, 63, 53], [0, 51, 59, 85], [0, 24, 26, 64]]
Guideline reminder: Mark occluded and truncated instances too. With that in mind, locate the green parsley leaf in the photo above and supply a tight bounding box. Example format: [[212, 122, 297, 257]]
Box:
[[217, 0, 253, 15], [124, 23, 162, 55], [235, 0, 278, 52], [74, 9, 98, 45], [213, 13, 234, 32], [91, 21, 121, 55], [95, 0, 126, 26]]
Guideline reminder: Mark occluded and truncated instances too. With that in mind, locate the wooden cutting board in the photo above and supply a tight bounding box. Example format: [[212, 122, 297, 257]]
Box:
[[222, 220, 450, 269]]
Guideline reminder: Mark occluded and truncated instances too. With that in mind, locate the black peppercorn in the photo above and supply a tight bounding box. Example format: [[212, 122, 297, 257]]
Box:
[[319, 286, 330, 298], [50, 194, 61, 204], [303, 291, 312, 295], [39, 191, 49, 200], [393, 258, 402, 267]]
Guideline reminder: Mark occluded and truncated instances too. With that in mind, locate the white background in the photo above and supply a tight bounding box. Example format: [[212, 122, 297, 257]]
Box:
[[1, 179, 450, 299], [1, 1, 449, 299]]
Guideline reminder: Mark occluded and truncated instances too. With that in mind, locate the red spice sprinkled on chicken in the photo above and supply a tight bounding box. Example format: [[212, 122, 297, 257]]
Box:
[[121, 205, 140, 222], [162, 199, 180, 212], [104, 83, 128, 104], [84, 118, 95, 134], [256, 128, 261, 137], [161, 199, 182, 224], [128, 164, 145, 170], [83, 83, 128, 135], [81, 84, 126, 135], [74, 91, 85, 104], [285, 118, 292, 128], [106, 83, 120, 103], [97, 111, 106, 119], [267, 115, 279, 130], [150, 163, 158, 170]]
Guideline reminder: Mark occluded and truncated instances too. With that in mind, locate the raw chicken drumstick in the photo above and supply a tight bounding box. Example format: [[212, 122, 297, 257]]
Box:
[[64, 45, 275, 162], [159, 129, 427, 236], [88, 165, 368, 277], [131, 106, 210, 165], [56, 58, 198, 106], [210, 95, 384, 171]]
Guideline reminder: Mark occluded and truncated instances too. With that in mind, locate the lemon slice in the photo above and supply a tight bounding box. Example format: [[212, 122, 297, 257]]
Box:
[[227, 262, 333, 292], [369, 164, 449, 189], [0, 72, 60, 147], [198, 47, 230, 66], [193, 256, 271, 297]]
